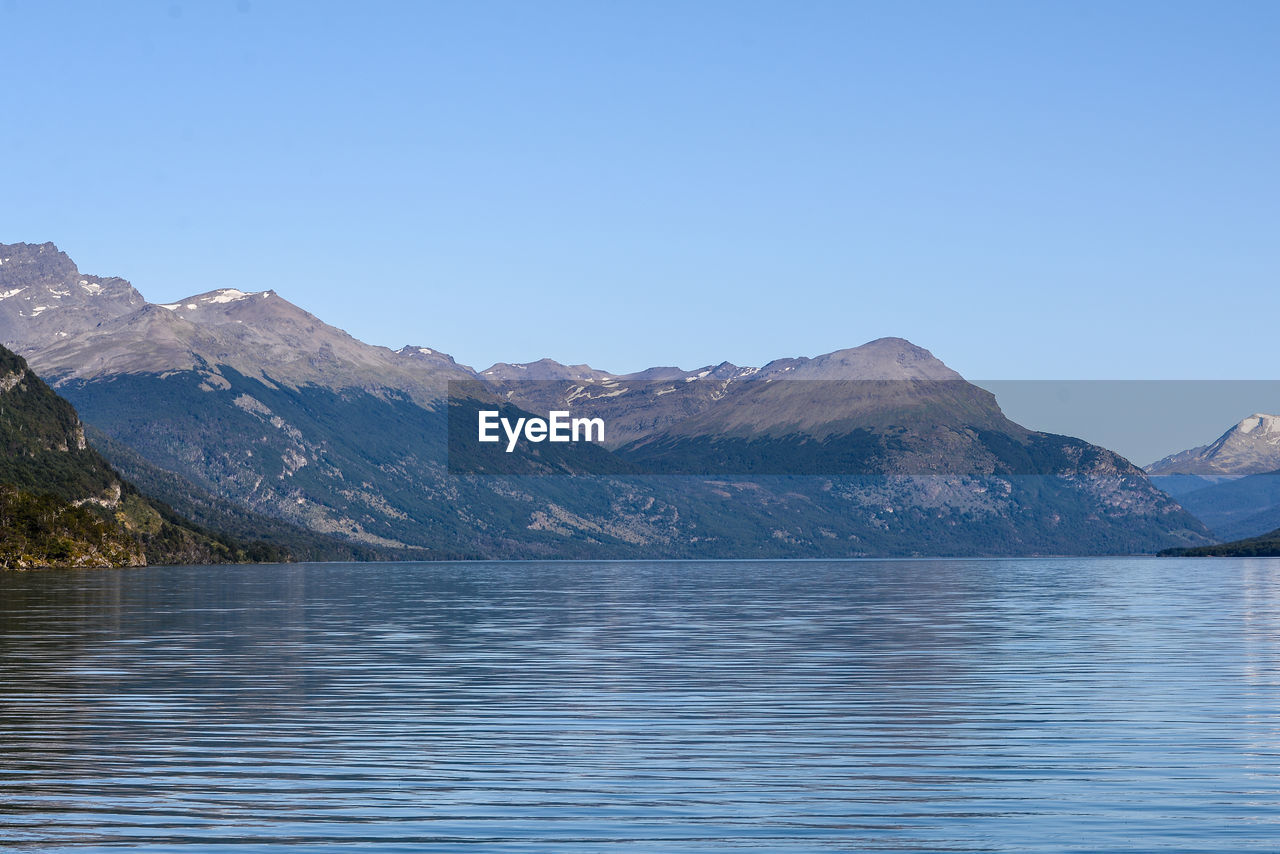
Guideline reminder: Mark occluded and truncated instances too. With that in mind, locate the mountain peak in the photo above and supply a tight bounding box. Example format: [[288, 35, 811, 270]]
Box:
[[1236, 413, 1280, 435], [396, 345, 465, 369], [0, 241, 147, 352], [1147, 412, 1280, 476], [481, 359, 613, 383], [156, 288, 316, 330], [159, 288, 265, 310], [756, 337, 962, 382]]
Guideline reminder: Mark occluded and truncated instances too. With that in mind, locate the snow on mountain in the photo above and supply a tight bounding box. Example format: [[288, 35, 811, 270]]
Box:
[[1147, 413, 1280, 476], [0, 242, 146, 351]]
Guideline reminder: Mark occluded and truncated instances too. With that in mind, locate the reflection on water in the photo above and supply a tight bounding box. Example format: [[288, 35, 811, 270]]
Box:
[[1, 558, 1279, 851]]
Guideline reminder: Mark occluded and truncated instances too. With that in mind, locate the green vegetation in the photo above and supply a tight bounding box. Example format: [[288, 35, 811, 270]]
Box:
[[0, 484, 142, 569], [1, 345, 288, 569], [1160, 528, 1280, 557]]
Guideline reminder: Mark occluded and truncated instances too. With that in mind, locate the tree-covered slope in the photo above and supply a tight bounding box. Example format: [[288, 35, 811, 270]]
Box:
[[0, 345, 282, 568], [1160, 527, 1280, 557]]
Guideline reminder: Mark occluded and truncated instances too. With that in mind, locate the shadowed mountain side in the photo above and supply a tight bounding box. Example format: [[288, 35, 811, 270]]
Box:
[[56, 364, 1211, 557], [446, 393, 645, 476], [1163, 471, 1280, 542], [85, 426, 413, 562]]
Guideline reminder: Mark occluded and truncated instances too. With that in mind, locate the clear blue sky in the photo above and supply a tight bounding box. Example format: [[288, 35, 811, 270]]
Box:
[[2, 0, 1277, 378]]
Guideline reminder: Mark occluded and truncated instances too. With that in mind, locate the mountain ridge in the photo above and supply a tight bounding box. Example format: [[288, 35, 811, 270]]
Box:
[[0, 241, 1214, 558], [1147, 413, 1280, 477]]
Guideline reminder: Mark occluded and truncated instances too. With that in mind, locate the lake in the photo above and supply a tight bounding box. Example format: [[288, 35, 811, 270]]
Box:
[[2, 558, 1279, 851]]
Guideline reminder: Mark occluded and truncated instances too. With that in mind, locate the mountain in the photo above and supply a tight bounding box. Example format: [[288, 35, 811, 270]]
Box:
[[31, 285, 475, 403], [1147, 413, 1280, 476], [1160, 525, 1280, 557], [84, 425, 413, 562], [1156, 467, 1280, 542], [482, 339, 996, 456], [480, 340, 1155, 482], [1143, 414, 1280, 542], [0, 342, 284, 568], [0, 242, 146, 351], [0, 241, 1213, 557]]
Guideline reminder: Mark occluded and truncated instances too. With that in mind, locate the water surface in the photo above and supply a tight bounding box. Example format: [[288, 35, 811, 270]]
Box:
[[2, 558, 1279, 851]]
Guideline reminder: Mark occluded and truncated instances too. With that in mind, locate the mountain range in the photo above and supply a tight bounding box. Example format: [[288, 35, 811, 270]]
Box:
[[0, 241, 1214, 558]]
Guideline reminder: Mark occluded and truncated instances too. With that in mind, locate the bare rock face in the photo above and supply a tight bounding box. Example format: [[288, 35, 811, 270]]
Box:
[[7, 262, 477, 406], [0, 242, 146, 351], [1147, 414, 1280, 476]]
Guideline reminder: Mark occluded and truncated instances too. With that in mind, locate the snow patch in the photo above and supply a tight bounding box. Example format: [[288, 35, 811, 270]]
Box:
[[202, 289, 252, 304], [0, 288, 25, 300], [79, 280, 103, 295], [1239, 414, 1280, 435]]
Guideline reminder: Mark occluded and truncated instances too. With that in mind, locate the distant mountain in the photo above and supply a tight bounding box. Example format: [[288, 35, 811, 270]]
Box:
[[1157, 468, 1280, 542], [1144, 413, 1280, 542], [484, 340, 1152, 481], [0, 241, 1213, 557], [0, 343, 281, 568], [1147, 413, 1280, 476]]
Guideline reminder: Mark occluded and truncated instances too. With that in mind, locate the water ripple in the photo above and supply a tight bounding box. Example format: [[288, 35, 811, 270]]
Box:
[[2, 558, 1279, 851]]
